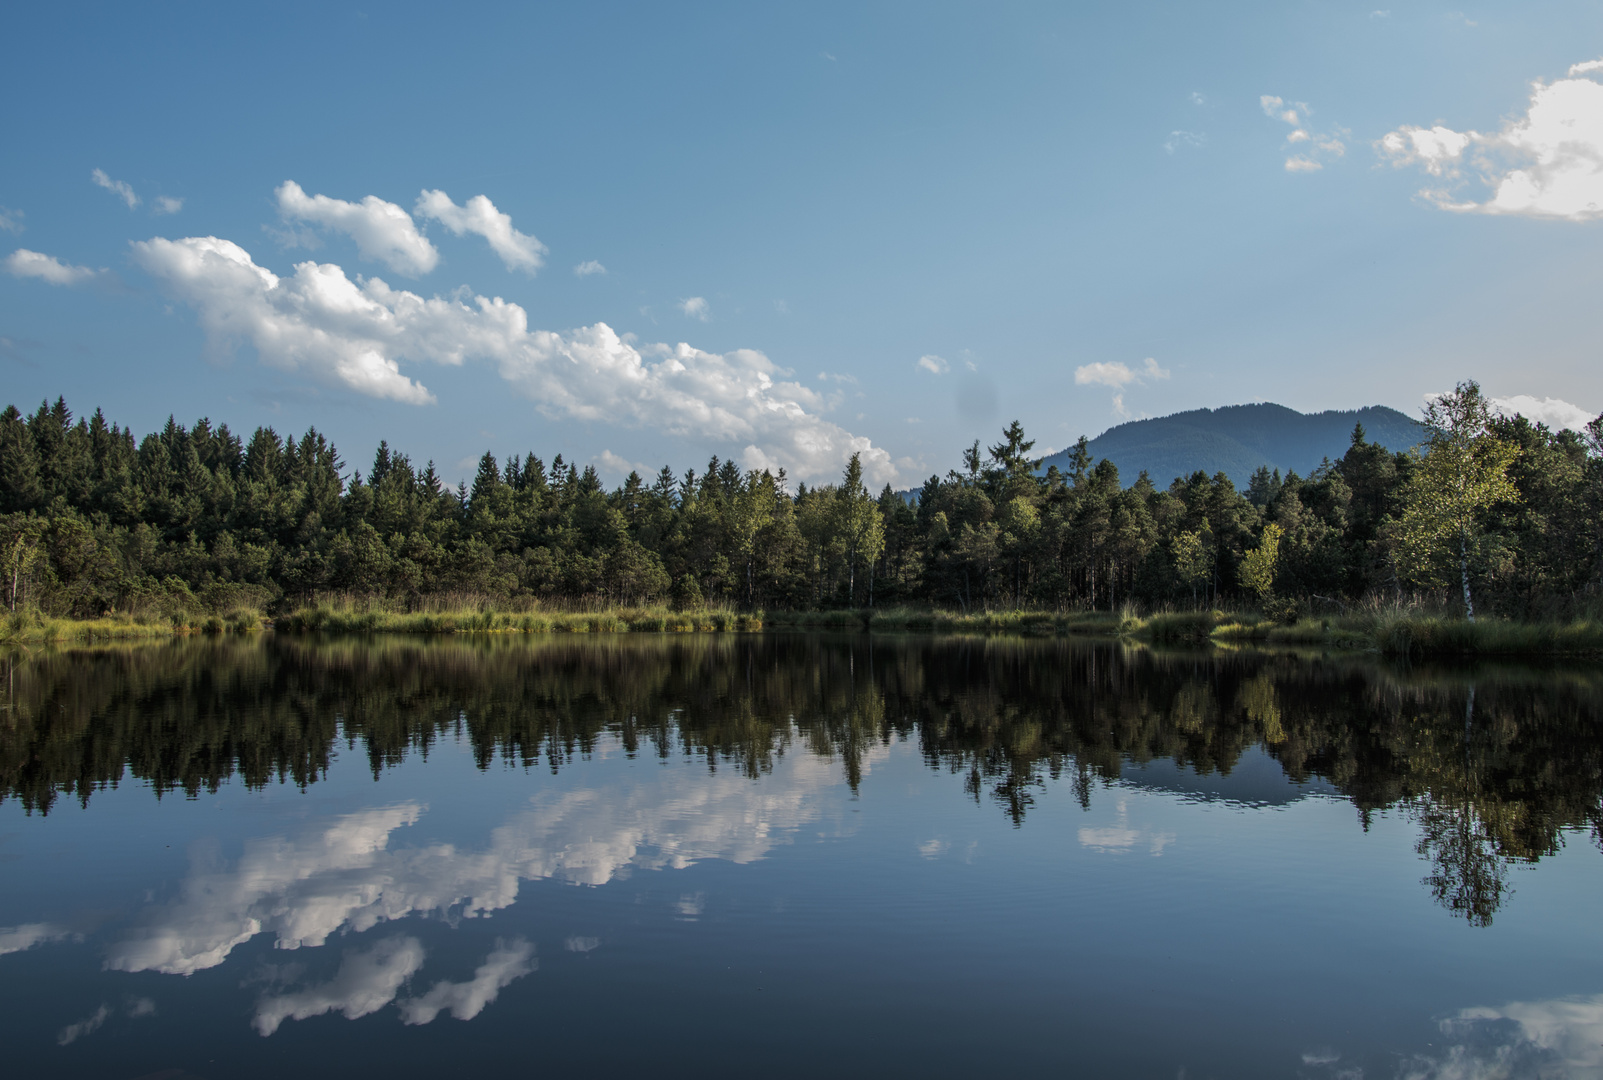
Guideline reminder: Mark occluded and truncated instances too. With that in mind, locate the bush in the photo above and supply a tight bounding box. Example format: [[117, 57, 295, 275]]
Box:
[[1263, 596, 1302, 625]]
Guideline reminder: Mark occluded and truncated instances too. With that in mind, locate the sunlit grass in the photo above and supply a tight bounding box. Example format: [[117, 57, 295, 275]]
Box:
[[762, 607, 1124, 634], [1083, 602, 1603, 657], [7, 593, 1600, 656], [3, 609, 187, 644], [273, 601, 763, 634]]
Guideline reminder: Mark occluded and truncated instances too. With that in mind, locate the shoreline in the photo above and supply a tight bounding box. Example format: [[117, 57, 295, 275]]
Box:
[[4, 606, 1601, 659]]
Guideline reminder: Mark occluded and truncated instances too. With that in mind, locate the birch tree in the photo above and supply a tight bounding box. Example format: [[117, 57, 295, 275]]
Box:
[[1396, 381, 1518, 622], [835, 454, 884, 606], [1, 517, 45, 614], [1240, 522, 1282, 605]]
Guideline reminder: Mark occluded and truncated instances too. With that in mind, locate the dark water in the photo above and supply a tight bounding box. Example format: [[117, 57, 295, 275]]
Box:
[[3, 634, 1602, 1079]]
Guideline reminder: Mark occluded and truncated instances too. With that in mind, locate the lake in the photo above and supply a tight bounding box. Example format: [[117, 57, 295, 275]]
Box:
[[3, 634, 1602, 1079]]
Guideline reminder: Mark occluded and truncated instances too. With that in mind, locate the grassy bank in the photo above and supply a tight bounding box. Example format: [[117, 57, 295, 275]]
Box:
[[273, 603, 763, 634], [8, 600, 1600, 658], [0, 608, 264, 644], [1138, 609, 1603, 657], [762, 606, 1129, 635]]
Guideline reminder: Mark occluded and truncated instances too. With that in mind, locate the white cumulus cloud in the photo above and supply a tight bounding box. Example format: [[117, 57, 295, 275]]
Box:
[[596, 449, 647, 478], [917, 354, 949, 374], [679, 296, 710, 321], [1379, 125, 1472, 176], [4, 249, 103, 286], [415, 190, 545, 273], [1380, 61, 1603, 218], [254, 936, 426, 1036], [131, 236, 437, 404], [398, 939, 535, 1025], [1261, 96, 1346, 172], [1074, 357, 1170, 389], [1492, 394, 1596, 431], [132, 234, 894, 482], [92, 168, 138, 208], [573, 259, 606, 276], [275, 181, 438, 276], [1076, 358, 1170, 420]]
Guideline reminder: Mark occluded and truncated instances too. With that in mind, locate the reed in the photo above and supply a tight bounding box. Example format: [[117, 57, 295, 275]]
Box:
[[1136, 610, 1223, 645], [271, 601, 763, 635], [762, 607, 1124, 634], [1367, 613, 1603, 657], [1211, 607, 1603, 657], [1, 609, 200, 644], [10, 595, 1600, 657], [1098, 599, 1603, 657]]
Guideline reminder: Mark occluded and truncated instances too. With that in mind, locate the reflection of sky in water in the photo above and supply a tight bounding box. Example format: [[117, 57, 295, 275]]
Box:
[[6, 743, 885, 1039], [1077, 797, 1175, 855], [1407, 996, 1603, 1080], [250, 935, 536, 1035], [1298, 994, 1603, 1080], [106, 746, 882, 980], [0, 921, 78, 955], [4, 718, 1603, 1075]]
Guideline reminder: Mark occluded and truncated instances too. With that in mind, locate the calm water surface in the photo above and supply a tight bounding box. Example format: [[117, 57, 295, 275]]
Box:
[[2, 634, 1602, 1079]]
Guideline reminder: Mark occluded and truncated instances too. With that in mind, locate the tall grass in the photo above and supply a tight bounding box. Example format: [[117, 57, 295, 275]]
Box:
[[1127, 602, 1603, 657], [1134, 610, 1227, 645], [273, 601, 763, 635], [1367, 613, 1603, 657], [762, 606, 1126, 634], [0, 609, 248, 645], [10, 591, 1600, 656]]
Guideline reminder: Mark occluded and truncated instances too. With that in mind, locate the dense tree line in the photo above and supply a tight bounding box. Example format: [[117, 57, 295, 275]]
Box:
[[2, 385, 1600, 618]]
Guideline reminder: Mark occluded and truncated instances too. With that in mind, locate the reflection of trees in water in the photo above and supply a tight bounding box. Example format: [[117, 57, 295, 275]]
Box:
[[1413, 795, 1514, 929], [2, 636, 1600, 925]]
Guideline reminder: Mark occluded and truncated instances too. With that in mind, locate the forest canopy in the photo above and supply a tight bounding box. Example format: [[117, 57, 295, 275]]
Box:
[[2, 385, 1600, 620]]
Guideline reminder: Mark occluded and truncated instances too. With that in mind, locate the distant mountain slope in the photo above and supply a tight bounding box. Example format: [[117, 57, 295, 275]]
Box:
[[1038, 403, 1424, 489]]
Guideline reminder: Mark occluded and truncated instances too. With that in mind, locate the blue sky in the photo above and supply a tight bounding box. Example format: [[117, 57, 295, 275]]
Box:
[[3, 1, 1600, 487]]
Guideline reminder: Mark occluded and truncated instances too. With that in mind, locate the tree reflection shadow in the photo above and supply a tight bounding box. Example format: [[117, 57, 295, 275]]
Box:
[[2, 634, 1600, 927]]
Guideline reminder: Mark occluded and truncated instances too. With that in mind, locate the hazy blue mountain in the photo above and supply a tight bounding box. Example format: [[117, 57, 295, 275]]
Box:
[[1037, 403, 1424, 489]]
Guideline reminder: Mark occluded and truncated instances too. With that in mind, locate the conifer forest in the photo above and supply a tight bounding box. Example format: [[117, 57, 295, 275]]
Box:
[[3, 382, 1600, 621]]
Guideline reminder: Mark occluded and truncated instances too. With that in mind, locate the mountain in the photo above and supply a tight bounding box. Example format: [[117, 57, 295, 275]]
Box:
[[1037, 403, 1424, 489]]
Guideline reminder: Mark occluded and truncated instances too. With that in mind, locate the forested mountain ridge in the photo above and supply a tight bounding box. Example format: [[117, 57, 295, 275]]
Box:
[[1040, 404, 1425, 488], [0, 391, 1598, 621]]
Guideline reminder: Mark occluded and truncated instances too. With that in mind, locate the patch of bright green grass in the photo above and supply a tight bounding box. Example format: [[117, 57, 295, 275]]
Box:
[[272, 603, 764, 635]]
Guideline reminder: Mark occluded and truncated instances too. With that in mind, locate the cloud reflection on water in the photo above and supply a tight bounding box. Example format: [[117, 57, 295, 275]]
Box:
[[398, 938, 536, 1026], [1076, 798, 1175, 856], [254, 936, 427, 1036], [1398, 994, 1603, 1079], [0, 922, 80, 955], [107, 747, 877, 980]]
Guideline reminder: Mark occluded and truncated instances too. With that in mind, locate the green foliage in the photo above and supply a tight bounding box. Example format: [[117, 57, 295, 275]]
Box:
[[1, 391, 1599, 629], [1240, 522, 1282, 604], [1395, 382, 1521, 621], [1141, 610, 1221, 644]]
